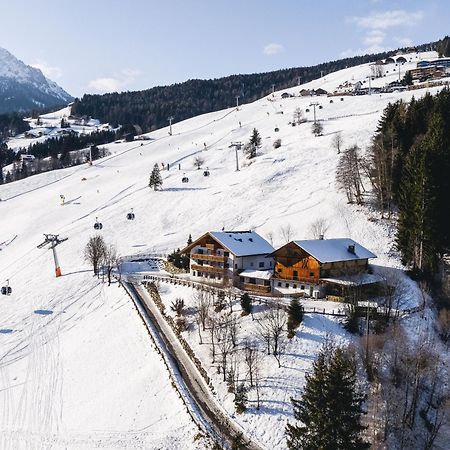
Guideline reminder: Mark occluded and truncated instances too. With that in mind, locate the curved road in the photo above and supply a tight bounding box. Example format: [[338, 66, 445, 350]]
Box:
[[122, 280, 265, 450]]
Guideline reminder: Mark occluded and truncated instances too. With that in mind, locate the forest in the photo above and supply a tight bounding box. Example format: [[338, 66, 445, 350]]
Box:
[[71, 42, 437, 133]]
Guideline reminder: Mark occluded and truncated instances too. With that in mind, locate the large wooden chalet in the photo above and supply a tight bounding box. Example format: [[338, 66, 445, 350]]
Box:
[[270, 238, 377, 299], [181, 231, 275, 293]]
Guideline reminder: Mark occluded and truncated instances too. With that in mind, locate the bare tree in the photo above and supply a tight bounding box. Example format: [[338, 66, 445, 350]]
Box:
[[312, 121, 324, 136], [279, 224, 294, 244], [103, 243, 118, 286], [228, 314, 239, 348], [170, 297, 185, 316], [336, 144, 365, 204], [243, 339, 259, 387], [257, 303, 287, 364], [308, 217, 330, 239], [331, 131, 343, 154], [266, 231, 274, 246], [84, 235, 107, 276], [208, 314, 218, 364], [293, 107, 305, 124], [193, 155, 205, 169], [193, 289, 211, 332], [215, 315, 234, 381], [371, 64, 384, 78], [437, 308, 450, 345]]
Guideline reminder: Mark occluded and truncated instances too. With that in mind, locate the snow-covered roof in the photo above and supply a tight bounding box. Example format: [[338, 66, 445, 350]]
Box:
[[321, 273, 382, 286], [209, 231, 274, 257], [239, 269, 273, 280], [293, 238, 376, 263]]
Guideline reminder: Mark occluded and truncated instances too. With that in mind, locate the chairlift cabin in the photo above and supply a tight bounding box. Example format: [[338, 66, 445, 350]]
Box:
[[329, 99, 333, 103], [127, 208, 135, 220], [305, 108, 310, 112], [182, 174, 189, 183], [203, 169, 210, 177], [94, 217, 103, 230], [318, 105, 323, 109], [1, 280, 12, 295], [274, 127, 279, 132]]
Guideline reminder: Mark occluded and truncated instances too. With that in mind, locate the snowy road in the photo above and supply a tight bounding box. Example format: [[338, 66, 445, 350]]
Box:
[[125, 281, 266, 450]]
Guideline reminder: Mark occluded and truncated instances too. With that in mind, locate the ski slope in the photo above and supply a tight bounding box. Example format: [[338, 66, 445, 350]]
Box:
[[0, 51, 443, 449]]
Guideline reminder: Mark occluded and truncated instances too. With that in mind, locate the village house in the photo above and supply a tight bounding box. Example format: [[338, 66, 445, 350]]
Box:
[[270, 238, 377, 299], [181, 231, 275, 293]]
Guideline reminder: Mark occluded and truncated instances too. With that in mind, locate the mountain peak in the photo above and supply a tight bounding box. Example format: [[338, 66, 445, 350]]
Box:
[[0, 46, 73, 113]]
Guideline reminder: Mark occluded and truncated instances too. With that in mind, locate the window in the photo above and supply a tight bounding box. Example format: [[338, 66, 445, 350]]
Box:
[[293, 284, 297, 289], [259, 261, 265, 268], [277, 282, 282, 287], [264, 280, 270, 286], [277, 268, 282, 273], [224, 251, 229, 257], [269, 261, 273, 267], [240, 277, 245, 282], [192, 271, 196, 277], [234, 263, 238, 269], [301, 285, 305, 290], [309, 272, 314, 277], [293, 270, 298, 277], [198, 249, 204, 254], [285, 283, 289, 288], [250, 262, 254, 267], [249, 278, 256, 284]]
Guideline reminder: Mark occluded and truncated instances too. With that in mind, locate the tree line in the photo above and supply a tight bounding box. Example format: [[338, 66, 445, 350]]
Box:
[[71, 42, 438, 134]]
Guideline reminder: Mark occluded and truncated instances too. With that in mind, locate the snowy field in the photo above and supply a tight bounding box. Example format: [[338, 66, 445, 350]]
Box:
[[0, 51, 444, 448]]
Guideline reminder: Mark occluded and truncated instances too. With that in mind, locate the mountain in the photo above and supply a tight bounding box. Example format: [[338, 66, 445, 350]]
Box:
[[0, 47, 73, 113]]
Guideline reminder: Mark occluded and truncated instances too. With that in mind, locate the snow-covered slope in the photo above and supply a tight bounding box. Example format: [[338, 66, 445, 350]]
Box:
[[0, 47, 72, 113], [0, 51, 444, 449]]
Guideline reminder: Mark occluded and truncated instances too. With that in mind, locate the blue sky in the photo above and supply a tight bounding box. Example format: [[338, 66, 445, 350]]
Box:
[[0, 0, 447, 97]]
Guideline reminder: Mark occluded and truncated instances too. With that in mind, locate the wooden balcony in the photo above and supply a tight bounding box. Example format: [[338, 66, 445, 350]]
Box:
[[191, 253, 226, 263], [191, 264, 225, 274], [244, 283, 271, 294]]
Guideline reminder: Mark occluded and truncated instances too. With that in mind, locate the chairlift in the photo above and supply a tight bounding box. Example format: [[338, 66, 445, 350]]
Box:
[[305, 108, 310, 112], [94, 217, 103, 230], [274, 127, 279, 132], [182, 174, 189, 183], [1, 280, 12, 295], [127, 208, 135, 220], [329, 99, 333, 103], [203, 169, 210, 177], [318, 105, 323, 109]]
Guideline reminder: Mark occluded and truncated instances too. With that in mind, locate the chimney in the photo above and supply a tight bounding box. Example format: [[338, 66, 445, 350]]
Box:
[[347, 244, 355, 254], [319, 234, 324, 240]]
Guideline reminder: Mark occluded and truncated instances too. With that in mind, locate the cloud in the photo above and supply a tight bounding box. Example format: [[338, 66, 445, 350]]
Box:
[[364, 30, 385, 46], [340, 44, 387, 58], [395, 37, 413, 47], [348, 10, 423, 30], [263, 43, 285, 56], [88, 68, 141, 93], [31, 61, 62, 79]]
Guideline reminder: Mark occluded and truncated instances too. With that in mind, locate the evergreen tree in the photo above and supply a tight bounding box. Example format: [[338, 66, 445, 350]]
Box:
[[312, 121, 324, 136], [240, 293, 252, 315], [402, 70, 413, 86], [246, 128, 261, 158], [286, 343, 368, 450], [234, 383, 248, 414], [149, 163, 162, 190], [187, 233, 193, 245], [287, 297, 304, 330]]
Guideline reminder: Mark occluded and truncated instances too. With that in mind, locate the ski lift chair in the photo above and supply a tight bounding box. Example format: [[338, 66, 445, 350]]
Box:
[[94, 217, 103, 230], [127, 208, 135, 220]]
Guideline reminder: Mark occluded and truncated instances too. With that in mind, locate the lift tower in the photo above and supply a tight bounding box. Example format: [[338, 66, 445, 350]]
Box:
[[37, 234, 68, 277]]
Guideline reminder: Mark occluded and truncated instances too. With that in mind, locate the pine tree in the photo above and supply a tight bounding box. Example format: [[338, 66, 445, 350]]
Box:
[[240, 293, 252, 316], [187, 234, 193, 245], [286, 343, 369, 450], [234, 383, 248, 414], [246, 128, 261, 158], [148, 163, 162, 190], [287, 297, 304, 330]]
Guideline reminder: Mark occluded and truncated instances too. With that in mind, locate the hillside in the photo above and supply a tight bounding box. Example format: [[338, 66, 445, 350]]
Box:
[[0, 52, 447, 449], [0, 47, 73, 113], [71, 41, 438, 133]]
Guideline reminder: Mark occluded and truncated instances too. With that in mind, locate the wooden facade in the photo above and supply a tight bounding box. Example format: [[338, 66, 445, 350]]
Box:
[[272, 242, 369, 282], [273, 242, 321, 282]]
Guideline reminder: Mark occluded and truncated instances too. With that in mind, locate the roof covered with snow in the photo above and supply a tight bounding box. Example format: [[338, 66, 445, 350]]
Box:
[[239, 269, 273, 280], [293, 238, 377, 263], [209, 231, 275, 257]]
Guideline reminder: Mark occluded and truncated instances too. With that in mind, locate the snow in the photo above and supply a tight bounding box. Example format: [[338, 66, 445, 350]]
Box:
[[209, 231, 275, 256], [0, 49, 444, 448], [293, 238, 377, 263], [239, 269, 273, 280]]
